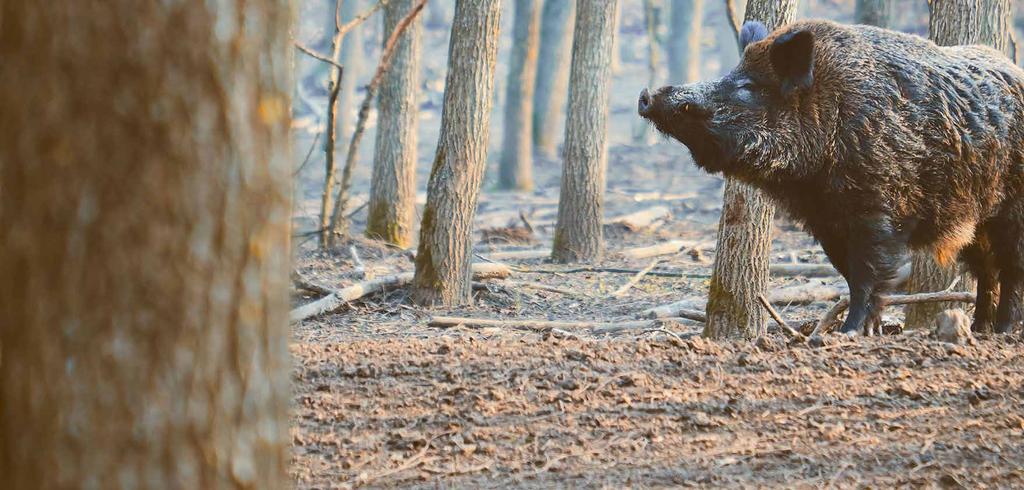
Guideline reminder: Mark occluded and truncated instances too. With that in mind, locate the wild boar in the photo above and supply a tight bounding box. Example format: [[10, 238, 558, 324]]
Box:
[[638, 20, 1024, 335]]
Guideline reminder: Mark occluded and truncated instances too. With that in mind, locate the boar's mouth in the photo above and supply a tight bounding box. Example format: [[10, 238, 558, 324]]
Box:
[[637, 87, 731, 173]]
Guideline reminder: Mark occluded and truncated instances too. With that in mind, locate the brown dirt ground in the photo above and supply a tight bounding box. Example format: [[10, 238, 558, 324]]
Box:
[[289, 3, 1024, 487]]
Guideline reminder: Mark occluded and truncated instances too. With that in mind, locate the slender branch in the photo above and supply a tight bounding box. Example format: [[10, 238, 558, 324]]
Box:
[[724, 0, 741, 49], [327, 0, 428, 244], [293, 131, 322, 177], [294, 43, 345, 70], [757, 294, 805, 341], [810, 290, 975, 338], [339, 0, 391, 37]]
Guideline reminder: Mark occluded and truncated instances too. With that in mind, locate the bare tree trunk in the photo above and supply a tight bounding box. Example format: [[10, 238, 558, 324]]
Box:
[[610, 0, 623, 74], [551, 0, 619, 263], [366, 0, 423, 247], [703, 0, 797, 340], [498, 0, 542, 191], [427, 0, 450, 28], [854, 0, 894, 27], [319, 0, 363, 249], [338, 0, 364, 138], [0, 2, 291, 488], [667, 0, 704, 83], [532, 0, 575, 159], [411, 0, 503, 306], [904, 0, 1011, 328]]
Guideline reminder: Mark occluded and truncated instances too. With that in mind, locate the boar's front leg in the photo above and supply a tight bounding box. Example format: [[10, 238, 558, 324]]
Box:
[[838, 217, 912, 336]]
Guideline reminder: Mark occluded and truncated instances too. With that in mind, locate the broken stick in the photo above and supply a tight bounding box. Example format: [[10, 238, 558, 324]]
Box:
[[810, 290, 975, 337], [427, 315, 700, 335], [290, 262, 511, 323], [757, 294, 806, 341]]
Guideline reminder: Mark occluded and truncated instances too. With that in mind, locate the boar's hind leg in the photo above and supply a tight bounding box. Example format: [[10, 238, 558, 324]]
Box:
[[991, 204, 1024, 334], [839, 217, 912, 336], [961, 238, 999, 333]]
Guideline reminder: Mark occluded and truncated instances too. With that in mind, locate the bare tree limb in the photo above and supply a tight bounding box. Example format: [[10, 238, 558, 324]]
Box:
[[757, 294, 806, 341], [810, 290, 976, 338], [290, 261, 509, 323], [328, 0, 428, 244], [294, 43, 345, 70], [724, 0, 741, 48]]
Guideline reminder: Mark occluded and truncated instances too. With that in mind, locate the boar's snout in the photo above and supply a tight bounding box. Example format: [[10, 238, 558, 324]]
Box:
[[638, 86, 711, 125]]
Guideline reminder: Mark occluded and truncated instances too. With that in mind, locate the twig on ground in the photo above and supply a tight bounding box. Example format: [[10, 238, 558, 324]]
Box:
[[290, 262, 511, 323], [618, 240, 692, 260], [349, 245, 367, 279], [757, 294, 806, 341], [328, 0, 428, 243], [610, 259, 661, 297], [428, 316, 700, 335], [291, 272, 334, 296], [810, 290, 975, 337]]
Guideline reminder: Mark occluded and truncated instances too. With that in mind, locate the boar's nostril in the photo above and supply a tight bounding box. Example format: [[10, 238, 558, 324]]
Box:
[[638, 89, 651, 115]]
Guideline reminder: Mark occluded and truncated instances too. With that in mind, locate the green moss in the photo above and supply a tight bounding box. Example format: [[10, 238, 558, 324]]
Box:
[[365, 201, 409, 248]]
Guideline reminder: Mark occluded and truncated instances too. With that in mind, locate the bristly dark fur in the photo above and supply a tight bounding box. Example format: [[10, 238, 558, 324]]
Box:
[[639, 19, 1024, 335]]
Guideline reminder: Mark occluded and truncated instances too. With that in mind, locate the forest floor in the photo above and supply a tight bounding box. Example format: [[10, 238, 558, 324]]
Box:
[[288, 140, 1024, 488], [288, 3, 1024, 487]]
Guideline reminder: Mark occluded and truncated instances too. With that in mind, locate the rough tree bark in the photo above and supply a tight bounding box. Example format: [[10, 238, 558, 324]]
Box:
[[610, 0, 623, 74], [667, 0, 704, 83], [551, 0, 619, 263], [904, 0, 1012, 329], [702, 0, 798, 340], [411, 0, 503, 306], [854, 0, 894, 27], [366, 0, 423, 247], [498, 0, 542, 191], [532, 0, 576, 159], [0, 1, 291, 488]]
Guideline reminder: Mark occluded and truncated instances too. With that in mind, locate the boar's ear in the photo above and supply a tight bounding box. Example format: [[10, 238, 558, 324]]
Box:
[[739, 21, 769, 50], [769, 30, 815, 97]]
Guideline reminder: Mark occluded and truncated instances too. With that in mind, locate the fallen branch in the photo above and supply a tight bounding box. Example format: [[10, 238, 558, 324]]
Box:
[[291, 272, 334, 296], [349, 245, 367, 279], [618, 240, 692, 260], [290, 262, 511, 323], [428, 315, 700, 335], [328, 0, 428, 244], [768, 263, 837, 278], [766, 282, 845, 306], [810, 290, 975, 337], [757, 294, 806, 341], [610, 259, 660, 297], [607, 206, 671, 230], [640, 283, 844, 320], [482, 249, 550, 261]]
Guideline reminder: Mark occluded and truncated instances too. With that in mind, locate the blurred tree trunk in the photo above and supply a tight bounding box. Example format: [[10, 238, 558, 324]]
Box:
[[610, 0, 623, 74], [713, 0, 743, 76], [366, 0, 424, 247], [551, 0, 618, 263], [703, 0, 797, 340], [667, 0, 704, 83], [427, 0, 450, 28], [532, 0, 576, 159], [0, 1, 291, 488], [905, 0, 1011, 329], [412, 0, 503, 306], [854, 0, 894, 27], [498, 0, 542, 191], [632, 0, 661, 145], [318, 0, 363, 248]]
